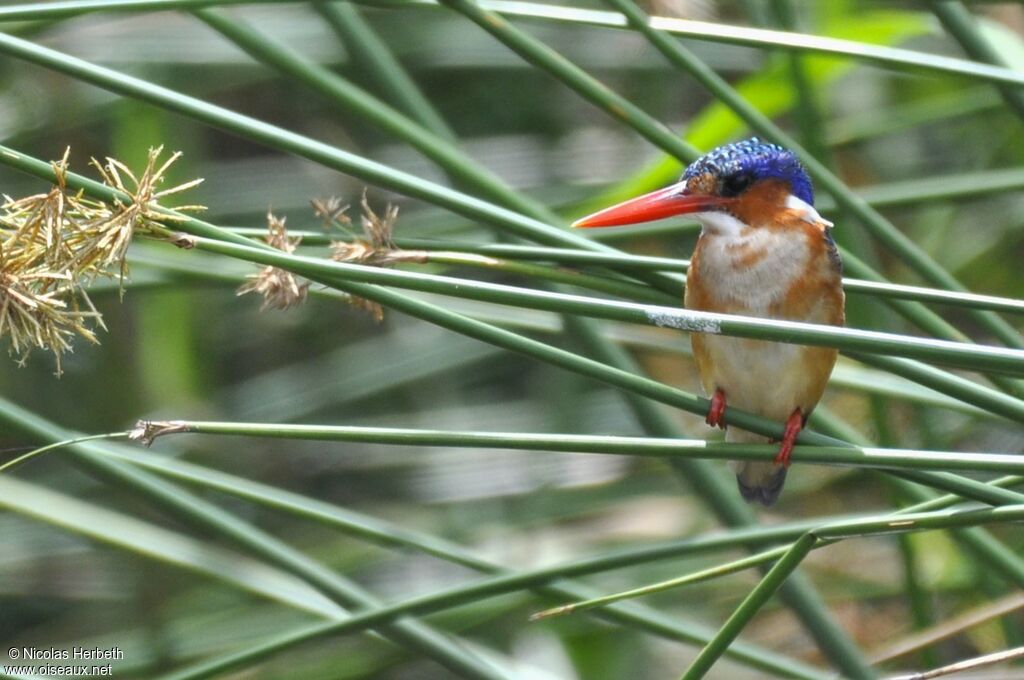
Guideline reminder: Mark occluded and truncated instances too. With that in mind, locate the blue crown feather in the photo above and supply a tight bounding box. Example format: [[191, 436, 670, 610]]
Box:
[[683, 138, 814, 206]]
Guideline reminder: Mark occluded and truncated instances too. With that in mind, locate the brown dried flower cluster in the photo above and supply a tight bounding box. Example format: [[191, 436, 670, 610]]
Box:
[[325, 193, 424, 267], [241, 193, 420, 323], [0, 147, 203, 374], [236, 211, 309, 311]]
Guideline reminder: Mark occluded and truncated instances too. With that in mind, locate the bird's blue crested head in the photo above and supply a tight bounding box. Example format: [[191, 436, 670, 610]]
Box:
[[683, 138, 814, 206]]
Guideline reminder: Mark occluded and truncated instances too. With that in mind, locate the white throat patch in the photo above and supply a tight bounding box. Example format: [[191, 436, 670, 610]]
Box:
[[693, 211, 747, 237]]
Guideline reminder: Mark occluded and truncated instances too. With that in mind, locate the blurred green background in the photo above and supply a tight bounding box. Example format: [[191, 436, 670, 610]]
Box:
[[2, 1, 1024, 678]]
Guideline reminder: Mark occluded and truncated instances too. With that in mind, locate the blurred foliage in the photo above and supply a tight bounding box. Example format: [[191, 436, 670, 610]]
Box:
[[1, 1, 1023, 679]]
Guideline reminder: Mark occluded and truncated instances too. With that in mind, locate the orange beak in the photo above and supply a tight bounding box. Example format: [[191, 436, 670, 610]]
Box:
[[572, 181, 732, 228]]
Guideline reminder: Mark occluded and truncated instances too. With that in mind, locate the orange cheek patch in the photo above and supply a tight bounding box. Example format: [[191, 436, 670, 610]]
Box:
[[728, 179, 792, 228]]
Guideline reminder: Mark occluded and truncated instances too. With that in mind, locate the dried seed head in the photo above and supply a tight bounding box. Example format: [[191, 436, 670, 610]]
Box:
[[328, 193, 423, 267], [311, 196, 351, 228], [237, 211, 309, 311], [86, 146, 205, 287], [0, 146, 203, 374], [346, 295, 384, 323], [359, 191, 397, 251]]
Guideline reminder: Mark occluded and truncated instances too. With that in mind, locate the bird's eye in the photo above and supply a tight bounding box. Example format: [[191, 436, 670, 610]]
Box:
[[720, 172, 753, 197]]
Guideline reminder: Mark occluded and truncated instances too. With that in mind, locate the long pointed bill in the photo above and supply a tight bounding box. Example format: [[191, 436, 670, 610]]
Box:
[[572, 182, 730, 228]]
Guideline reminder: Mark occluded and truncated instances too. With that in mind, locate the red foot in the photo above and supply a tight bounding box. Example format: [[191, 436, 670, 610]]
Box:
[[774, 409, 804, 467], [706, 389, 727, 430]]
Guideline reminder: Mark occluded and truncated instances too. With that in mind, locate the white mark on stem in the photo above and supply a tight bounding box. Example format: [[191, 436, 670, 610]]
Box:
[[646, 309, 722, 335]]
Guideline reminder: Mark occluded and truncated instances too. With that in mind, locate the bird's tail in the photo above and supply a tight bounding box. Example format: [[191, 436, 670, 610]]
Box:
[[728, 427, 787, 506]]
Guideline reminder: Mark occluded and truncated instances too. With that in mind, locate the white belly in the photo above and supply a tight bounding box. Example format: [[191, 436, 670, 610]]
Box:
[[699, 336, 811, 421]]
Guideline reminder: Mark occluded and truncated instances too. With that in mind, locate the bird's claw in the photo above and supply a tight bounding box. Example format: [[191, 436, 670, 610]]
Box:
[[706, 389, 727, 429], [774, 409, 803, 467]]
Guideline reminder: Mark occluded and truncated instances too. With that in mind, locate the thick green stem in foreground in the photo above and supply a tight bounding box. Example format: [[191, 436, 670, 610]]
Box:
[[682, 535, 819, 679]]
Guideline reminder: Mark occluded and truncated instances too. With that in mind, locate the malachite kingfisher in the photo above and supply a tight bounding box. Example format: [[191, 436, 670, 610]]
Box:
[[574, 138, 844, 506]]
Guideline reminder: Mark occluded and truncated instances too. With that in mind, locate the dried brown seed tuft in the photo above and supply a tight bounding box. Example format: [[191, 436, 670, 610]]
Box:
[[237, 211, 309, 311]]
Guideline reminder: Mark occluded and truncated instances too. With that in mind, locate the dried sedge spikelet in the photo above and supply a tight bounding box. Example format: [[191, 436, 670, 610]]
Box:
[[329, 193, 425, 267], [0, 146, 203, 374], [346, 295, 384, 323], [360, 192, 397, 251], [87, 146, 205, 286], [1, 150, 111, 280], [311, 196, 351, 228], [0, 245, 102, 376], [237, 211, 309, 311]]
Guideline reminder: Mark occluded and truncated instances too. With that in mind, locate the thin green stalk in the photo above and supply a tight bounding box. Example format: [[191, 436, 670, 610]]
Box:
[[0, 432, 128, 473], [435, 0, 1024, 88], [891, 469, 1024, 506], [422, 250, 673, 303], [532, 545, 791, 620], [178, 232, 1024, 378], [895, 526, 940, 669], [837, 167, 1024, 211], [929, 1, 1024, 120], [264, 233, 1024, 316], [604, 0, 1024, 355], [897, 482, 1024, 590], [342, 0, 1024, 89], [838, 250, 970, 346], [312, 0, 457, 140], [139, 421, 1024, 475], [849, 353, 1024, 424]]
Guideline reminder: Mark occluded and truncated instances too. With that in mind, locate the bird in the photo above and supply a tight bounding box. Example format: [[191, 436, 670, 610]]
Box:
[[572, 138, 844, 506]]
